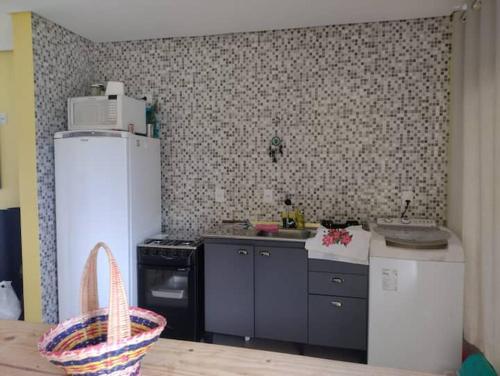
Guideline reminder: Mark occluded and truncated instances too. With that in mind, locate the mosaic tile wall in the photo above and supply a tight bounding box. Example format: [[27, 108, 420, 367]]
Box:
[[32, 13, 95, 323], [94, 17, 451, 234]]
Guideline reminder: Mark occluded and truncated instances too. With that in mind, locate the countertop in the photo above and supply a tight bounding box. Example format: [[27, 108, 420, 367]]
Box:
[[0, 320, 435, 376], [203, 223, 314, 243]]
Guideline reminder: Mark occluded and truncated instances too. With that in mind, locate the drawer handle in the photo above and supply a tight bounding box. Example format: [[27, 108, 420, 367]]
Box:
[[238, 249, 248, 255], [330, 301, 342, 308], [331, 277, 344, 284], [260, 251, 271, 257]]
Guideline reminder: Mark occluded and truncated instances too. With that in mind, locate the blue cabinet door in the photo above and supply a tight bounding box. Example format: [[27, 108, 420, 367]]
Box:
[[254, 246, 308, 343], [204, 243, 255, 337]]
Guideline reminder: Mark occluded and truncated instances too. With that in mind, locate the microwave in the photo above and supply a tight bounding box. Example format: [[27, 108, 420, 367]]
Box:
[[68, 95, 146, 134]]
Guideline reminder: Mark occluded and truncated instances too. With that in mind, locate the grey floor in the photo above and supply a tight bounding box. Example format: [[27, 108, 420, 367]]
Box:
[[210, 334, 366, 364]]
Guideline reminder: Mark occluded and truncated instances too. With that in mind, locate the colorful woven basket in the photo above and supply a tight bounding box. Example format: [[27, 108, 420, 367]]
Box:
[[38, 242, 166, 375]]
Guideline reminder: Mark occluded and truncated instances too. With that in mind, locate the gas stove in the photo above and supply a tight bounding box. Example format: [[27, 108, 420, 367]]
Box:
[[140, 233, 202, 250], [137, 233, 204, 342]]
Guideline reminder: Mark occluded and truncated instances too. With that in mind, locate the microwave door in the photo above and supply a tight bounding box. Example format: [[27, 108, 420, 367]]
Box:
[[69, 97, 117, 129]]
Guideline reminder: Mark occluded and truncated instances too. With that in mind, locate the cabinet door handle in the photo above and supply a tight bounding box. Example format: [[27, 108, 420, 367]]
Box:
[[331, 277, 344, 284], [237, 249, 248, 255], [260, 251, 271, 257], [330, 301, 342, 308]]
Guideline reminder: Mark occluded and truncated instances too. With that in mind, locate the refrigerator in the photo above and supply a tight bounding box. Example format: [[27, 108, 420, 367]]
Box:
[[55, 130, 161, 321]]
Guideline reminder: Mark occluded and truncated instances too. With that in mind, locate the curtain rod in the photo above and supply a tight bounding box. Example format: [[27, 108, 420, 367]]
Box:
[[453, 0, 482, 22]]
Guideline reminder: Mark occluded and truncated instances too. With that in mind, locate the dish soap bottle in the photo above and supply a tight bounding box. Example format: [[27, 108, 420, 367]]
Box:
[[295, 207, 305, 230]]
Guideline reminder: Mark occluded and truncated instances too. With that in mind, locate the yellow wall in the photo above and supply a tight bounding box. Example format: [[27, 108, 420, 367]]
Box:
[[11, 12, 42, 322], [0, 51, 19, 209]]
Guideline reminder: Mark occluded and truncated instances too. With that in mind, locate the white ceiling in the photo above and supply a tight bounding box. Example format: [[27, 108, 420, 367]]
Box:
[[1, 0, 464, 43]]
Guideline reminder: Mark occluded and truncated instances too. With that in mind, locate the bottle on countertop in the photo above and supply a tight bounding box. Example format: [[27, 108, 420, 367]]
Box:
[[295, 207, 305, 230], [282, 196, 296, 229]]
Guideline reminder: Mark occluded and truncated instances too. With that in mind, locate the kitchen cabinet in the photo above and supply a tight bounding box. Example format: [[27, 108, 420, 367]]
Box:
[[204, 238, 369, 351], [309, 271, 367, 298], [204, 239, 307, 342], [254, 246, 307, 343], [308, 259, 369, 350], [204, 242, 254, 337], [309, 295, 367, 349]]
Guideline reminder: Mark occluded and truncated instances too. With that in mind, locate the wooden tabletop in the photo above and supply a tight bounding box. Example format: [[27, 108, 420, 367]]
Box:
[[0, 320, 434, 376]]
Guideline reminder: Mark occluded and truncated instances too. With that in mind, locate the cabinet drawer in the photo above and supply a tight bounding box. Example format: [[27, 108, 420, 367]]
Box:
[[308, 295, 367, 350], [309, 259, 368, 275], [309, 272, 367, 298]]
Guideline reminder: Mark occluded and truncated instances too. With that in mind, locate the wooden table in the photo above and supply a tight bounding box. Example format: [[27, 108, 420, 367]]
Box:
[[0, 320, 434, 375]]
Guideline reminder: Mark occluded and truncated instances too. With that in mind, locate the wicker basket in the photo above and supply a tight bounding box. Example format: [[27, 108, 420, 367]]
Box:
[[38, 242, 166, 375]]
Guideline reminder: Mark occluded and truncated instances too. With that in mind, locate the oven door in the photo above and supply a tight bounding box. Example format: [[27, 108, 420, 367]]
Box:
[[138, 264, 196, 340]]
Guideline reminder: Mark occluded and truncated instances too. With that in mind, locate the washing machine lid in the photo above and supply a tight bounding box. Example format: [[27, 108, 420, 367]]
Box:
[[374, 225, 450, 249], [369, 226, 464, 262]]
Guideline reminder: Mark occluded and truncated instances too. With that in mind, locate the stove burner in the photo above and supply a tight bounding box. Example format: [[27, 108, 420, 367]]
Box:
[[177, 240, 195, 246], [147, 239, 164, 245]]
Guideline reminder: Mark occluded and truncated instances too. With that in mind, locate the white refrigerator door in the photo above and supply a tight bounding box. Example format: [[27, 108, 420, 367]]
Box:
[[368, 257, 464, 374], [127, 135, 161, 305], [55, 135, 130, 321]]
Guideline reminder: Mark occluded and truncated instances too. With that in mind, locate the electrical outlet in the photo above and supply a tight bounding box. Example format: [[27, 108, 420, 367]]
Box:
[[401, 190, 414, 209], [215, 187, 225, 203], [263, 189, 274, 204]]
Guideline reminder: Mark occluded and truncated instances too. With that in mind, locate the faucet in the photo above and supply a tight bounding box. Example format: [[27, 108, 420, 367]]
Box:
[[241, 219, 251, 229]]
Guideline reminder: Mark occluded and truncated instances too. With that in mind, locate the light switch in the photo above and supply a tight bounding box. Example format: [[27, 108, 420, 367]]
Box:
[[215, 187, 225, 203], [0, 112, 7, 125], [263, 189, 274, 204]]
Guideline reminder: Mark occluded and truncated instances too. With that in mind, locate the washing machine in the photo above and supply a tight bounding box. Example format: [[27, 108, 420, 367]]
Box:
[[368, 219, 464, 374]]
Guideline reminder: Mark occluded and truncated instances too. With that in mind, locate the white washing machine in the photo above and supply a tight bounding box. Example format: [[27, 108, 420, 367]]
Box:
[[368, 220, 464, 374]]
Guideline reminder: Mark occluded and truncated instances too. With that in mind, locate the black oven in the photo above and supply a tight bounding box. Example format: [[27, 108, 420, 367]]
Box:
[[138, 238, 204, 341]]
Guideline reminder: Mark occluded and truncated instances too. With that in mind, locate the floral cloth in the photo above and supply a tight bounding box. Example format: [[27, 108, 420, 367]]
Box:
[[305, 225, 370, 265], [322, 228, 353, 247]]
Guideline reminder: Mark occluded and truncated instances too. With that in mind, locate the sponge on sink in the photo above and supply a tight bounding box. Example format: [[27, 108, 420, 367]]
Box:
[[254, 223, 279, 233]]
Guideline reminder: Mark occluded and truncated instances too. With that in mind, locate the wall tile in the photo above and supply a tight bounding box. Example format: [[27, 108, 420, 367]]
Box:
[[94, 17, 451, 234], [32, 13, 95, 323]]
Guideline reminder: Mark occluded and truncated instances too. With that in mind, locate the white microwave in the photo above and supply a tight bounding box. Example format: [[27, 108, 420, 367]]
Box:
[[68, 95, 146, 134]]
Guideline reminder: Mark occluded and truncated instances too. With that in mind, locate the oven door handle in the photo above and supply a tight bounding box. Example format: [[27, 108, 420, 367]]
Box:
[[151, 288, 186, 300], [159, 255, 192, 267], [159, 255, 175, 260], [138, 264, 191, 272]]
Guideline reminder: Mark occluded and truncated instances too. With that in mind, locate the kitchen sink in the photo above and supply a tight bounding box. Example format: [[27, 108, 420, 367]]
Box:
[[255, 229, 312, 239]]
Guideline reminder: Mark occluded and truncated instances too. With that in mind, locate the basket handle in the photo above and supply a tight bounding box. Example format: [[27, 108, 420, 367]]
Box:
[[80, 242, 131, 343]]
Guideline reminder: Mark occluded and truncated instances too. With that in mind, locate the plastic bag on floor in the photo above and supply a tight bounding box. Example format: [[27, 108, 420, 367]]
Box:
[[0, 281, 22, 320]]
